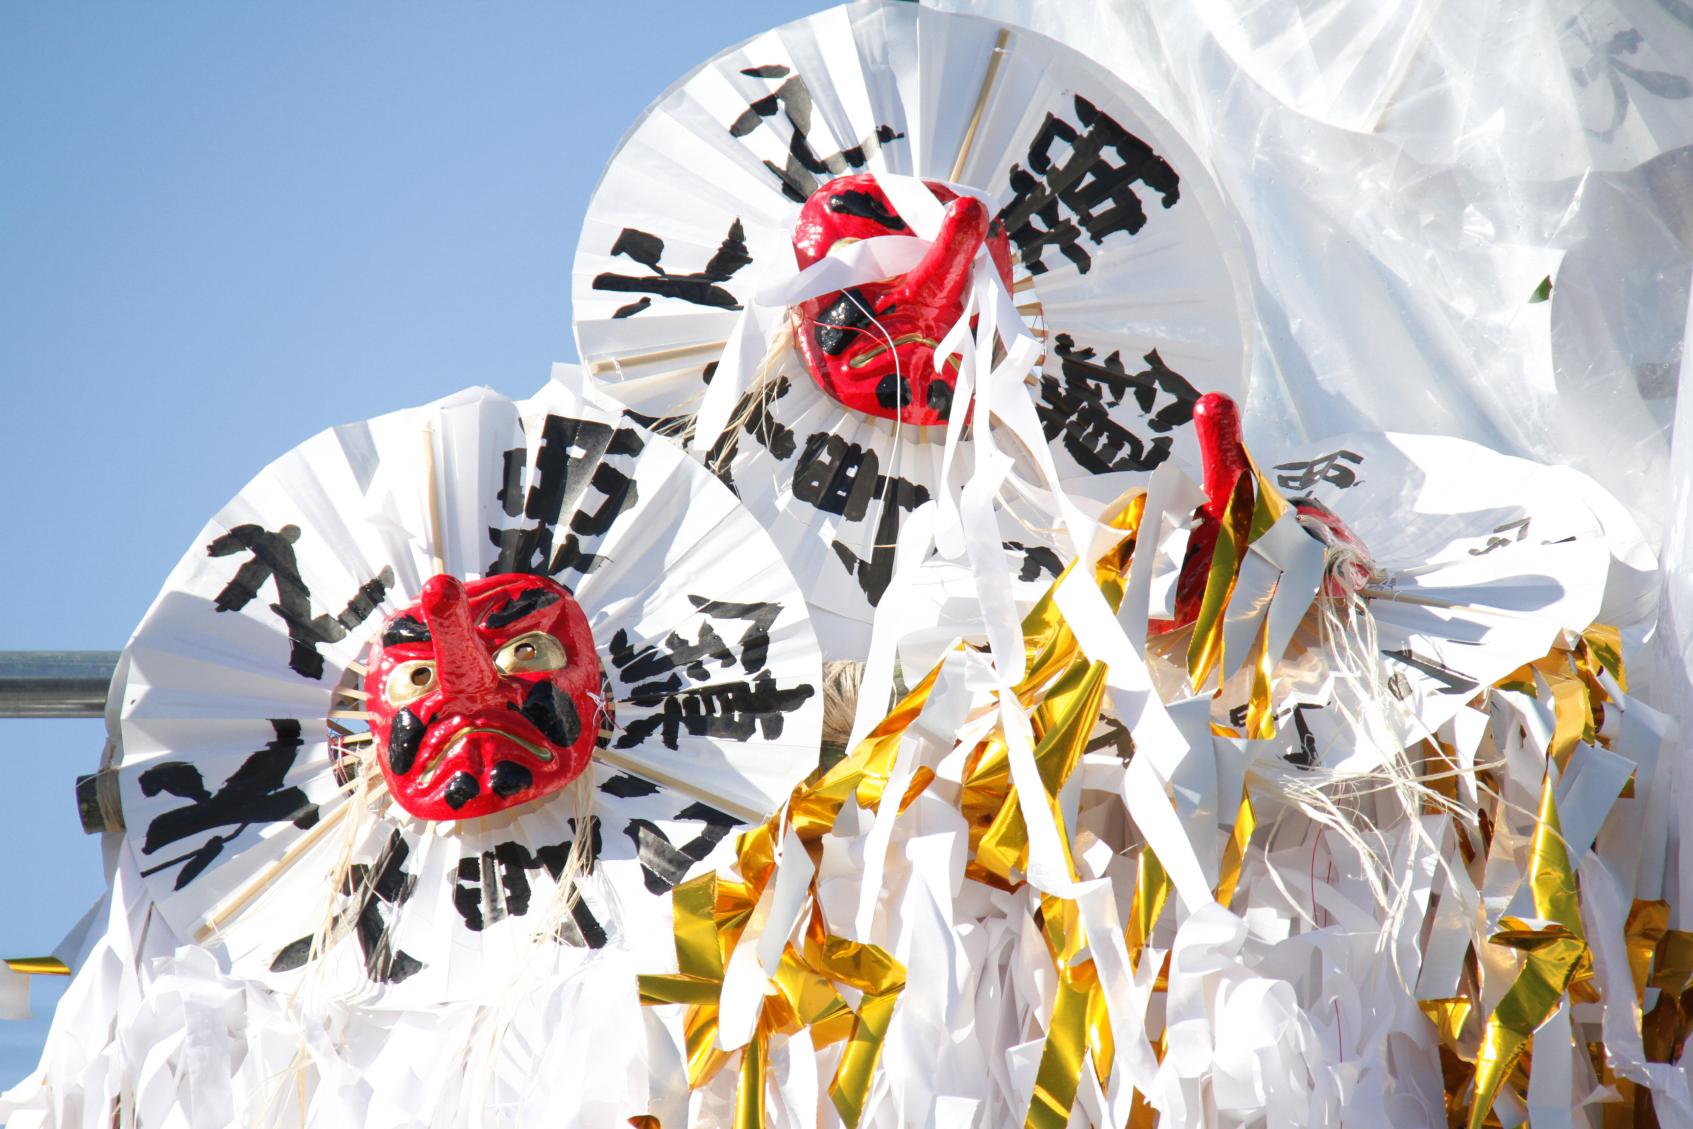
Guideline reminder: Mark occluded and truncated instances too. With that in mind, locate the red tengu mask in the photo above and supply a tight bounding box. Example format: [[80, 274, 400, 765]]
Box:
[[790, 173, 1014, 427], [1154, 393, 1376, 634], [363, 573, 602, 821]]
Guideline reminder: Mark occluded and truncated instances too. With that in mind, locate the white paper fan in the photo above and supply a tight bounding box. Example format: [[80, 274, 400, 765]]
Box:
[[112, 371, 823, 1006], [1254, 431, 1614, 772], [570, 0, 1250, 655]]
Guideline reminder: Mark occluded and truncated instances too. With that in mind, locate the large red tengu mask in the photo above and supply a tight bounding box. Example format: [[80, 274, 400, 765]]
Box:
[[363, 573, 602, 821], [791, 173, 1015, 427]]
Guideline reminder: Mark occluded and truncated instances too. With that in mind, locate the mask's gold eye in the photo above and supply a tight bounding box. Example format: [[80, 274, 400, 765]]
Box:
[[828, 236, 861, 255], [494, 632, 567, 674], [384, 660, 437, 707]]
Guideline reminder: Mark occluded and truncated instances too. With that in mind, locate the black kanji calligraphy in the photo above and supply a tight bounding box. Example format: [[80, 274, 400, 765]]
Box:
[[1273, 450, 1364, 493], [617, 672, 815, 751], [998, 95, 1180, 276], [608, 596, 784, 700], [1382, 648, 1479, 697], [1468, 518, 1531, 556], [489, 414, 644, 580], [623, 802, 740, 894], [270, 829, 425, 984], [1004, 541, 1063, 583], [792, 432, 883, 520], [1036, 335, 1200, 474], [206, 524, 395, 680], [1286, 704, 1319, 768], [730, 64, 904, 202], [791, 430, 931, 604], [139, 720, 320, 890], [450, 818, 606, 948], [830, 473, 929, 606], [592, 222, 752, 318]]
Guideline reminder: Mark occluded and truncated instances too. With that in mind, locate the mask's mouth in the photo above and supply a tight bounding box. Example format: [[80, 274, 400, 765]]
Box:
[[845, 332, 944, 368], [413, 724, 556, 791]]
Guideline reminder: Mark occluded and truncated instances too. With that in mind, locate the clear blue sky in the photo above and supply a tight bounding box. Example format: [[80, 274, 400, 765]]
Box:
[[0, 0, 837, 1087]]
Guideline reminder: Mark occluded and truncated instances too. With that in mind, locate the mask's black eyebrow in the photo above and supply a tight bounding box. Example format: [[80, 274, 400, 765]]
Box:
[[482, 587, 562, 629], [381, 615, 431, 647], [828, 189, 907, 230]]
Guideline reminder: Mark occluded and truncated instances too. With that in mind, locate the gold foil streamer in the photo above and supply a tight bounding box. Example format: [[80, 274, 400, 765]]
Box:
[[1215, 791, 1257, 908], [1581, 624, 1627, 693], [3, 956, 69, 976], [1468, 774, 1587, 1129], [1650, 930, 1693, 995], [1127, 848, 1172, 969], [1624, 900, 1669, 996], [639, 496, 1156, 1126], [735, 1022, 768, 1129], [1419, 997, 1475, 1047], [1186, 474, 1252, 689], [816, 936, 906, 1128], [1242, 615, 1278, 740], [1026, 973, 1094, 1129]]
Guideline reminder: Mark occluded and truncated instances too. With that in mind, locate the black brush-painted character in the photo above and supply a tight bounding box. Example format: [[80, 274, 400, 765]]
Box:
[[1272, 450, 1364, 493], [730, 64, 905, 203], [488, 414, 644, 580], [608, 596, 786, 699], [999, 94, 1181, 276], [1037, 335, 1201, 475], [593, 222, 753, 318], [139, 720, 320, 890], [450, 818, 606, 948], [206, 524, 394, 680], [617, 672, 815, 751], [269, 828, 425, 984], [1004, 541, 1064, 583], [790, 430, 931, 605], [623, 802, 740, 895]]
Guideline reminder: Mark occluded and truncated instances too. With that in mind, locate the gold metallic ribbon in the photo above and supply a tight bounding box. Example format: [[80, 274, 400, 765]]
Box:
[[1468, 774, 1587, 1129]]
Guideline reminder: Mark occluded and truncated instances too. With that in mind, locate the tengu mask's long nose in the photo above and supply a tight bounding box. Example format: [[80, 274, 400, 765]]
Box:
[[892, 195, 990, 313], [419, 574, 500, 701], [1193, 392, 1250, 522]]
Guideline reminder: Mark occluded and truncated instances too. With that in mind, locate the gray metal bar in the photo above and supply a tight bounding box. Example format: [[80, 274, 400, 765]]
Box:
[[0, 651, 119, 718]]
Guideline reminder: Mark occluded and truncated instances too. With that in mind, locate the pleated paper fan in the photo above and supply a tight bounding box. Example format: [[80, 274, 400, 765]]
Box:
[[112, 370, 823, 1006], [1254, 430, 1614, 772], [571, 0, 1250, 655]]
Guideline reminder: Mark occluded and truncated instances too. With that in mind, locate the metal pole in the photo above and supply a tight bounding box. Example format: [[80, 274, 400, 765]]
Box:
[[0, 651, 118, 718]]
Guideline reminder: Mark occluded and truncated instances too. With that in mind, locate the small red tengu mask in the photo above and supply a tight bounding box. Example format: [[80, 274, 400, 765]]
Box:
[[1154, 393, 1375, 634], [790, 173, 1014, 427], [363, 573, 601, 821]]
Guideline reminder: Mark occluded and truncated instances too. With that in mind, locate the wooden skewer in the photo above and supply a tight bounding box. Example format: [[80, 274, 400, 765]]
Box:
[[585, 340, 727, 376], [593, 748, 764, 824], [329, 709, 374, 721], [194, 796, 358, 942], [1359, 587, 1538, 621], [333, 686, 369, 701], [422, 422, 446, 577], [950, 27, 1012, 184]]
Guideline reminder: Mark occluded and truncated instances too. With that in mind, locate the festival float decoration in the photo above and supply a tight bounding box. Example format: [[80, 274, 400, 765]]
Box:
[[624, 393, 1684, 1127], [6, 1, 1693, 1126], [107, 370, 823, 1005], [571, 0, 1251, 660]]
